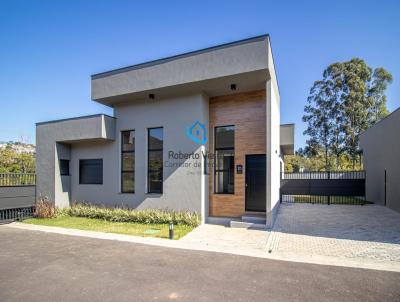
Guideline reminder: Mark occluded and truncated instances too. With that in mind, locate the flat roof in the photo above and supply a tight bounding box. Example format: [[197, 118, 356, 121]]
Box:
[[91, 34, 269, 80], [36, 114, 115, 126]]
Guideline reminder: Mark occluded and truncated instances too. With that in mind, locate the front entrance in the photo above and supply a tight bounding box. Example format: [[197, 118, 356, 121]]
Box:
[[245, 154, 266, 212]]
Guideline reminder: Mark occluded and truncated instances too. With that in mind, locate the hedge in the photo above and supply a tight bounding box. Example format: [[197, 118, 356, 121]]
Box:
[[57, 203, 200, 227]]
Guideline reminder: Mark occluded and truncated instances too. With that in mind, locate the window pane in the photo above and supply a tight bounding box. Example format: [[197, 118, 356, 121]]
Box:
[[148, 170, 162, 193], [122, 172, 134, 193], [215, 171, 234, 194], [122, 131, 135, 152], [122, 153, 134, 171], [214, 125, 235, 194], [215, 150, 234, 194], [215, 126, 234, 149], [148, 127, 163, 193], [60, 159, 70, 176], [148, 150, 162, 170], [149, 128, 163, 150], [79, 159, 103, 184], [215, 150, 234, 170], [121, 131, 135, 193]]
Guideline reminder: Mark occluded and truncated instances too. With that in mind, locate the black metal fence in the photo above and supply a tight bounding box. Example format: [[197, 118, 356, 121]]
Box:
[[282, 171, 365, 180], [280, 171, 368, 205], [0, 173, 36, 186], [0, 207, 34, 224], [0, 173, 36, 223]]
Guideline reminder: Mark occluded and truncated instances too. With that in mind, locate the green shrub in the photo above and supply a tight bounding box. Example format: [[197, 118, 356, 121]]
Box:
[[57, 203, 200, 227]]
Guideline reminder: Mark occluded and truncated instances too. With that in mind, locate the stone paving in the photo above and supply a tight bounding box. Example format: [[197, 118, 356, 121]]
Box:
[[180, 223, 268, 255], [267, 203, 400, 262]]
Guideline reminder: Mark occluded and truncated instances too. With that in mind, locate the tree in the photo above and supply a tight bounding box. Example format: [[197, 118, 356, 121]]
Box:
[[303, 58, 392, 169], [284, 148, 362, 172], [367, 67, 393, 124], [303, 81, 328, 169], [0, 144, 35, 173], [303, 77, 339, 170]]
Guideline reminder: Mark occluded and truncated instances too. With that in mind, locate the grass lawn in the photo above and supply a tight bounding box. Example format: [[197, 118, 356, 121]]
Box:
[[23, 216, 194, 239]]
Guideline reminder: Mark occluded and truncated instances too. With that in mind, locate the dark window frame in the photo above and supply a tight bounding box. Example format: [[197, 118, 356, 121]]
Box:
[[147, 127, 163, 194], [121, 130, 135, 193], [214, 125, 235, 194], [60, 159, 70, 176], [79, 159, 103, 185]]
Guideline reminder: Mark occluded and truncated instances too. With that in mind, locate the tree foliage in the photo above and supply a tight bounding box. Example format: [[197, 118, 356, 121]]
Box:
[[284, 148, 362, 172], [302, 58, 392, 170], [0, 145, 35, 173]]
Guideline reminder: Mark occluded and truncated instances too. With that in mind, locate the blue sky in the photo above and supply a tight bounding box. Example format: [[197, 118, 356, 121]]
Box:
[[0, 0, 399, 148]]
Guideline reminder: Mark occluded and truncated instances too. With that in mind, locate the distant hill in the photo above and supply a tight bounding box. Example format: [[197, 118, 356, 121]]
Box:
[[0, 141, 35, 154]]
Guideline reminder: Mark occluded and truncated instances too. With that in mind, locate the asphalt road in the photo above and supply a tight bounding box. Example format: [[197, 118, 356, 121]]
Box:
[[0, 227, 399, 302]]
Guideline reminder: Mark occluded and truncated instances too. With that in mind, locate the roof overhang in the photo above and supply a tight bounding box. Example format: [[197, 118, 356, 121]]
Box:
[[91, 35, 271, 106], [36, 114, 116, 143], [280, 124, 295, 155]]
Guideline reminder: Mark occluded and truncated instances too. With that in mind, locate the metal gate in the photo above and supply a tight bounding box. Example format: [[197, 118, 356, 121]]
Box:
[[0, 173, 36, 223], [280, 171, 367, 205]]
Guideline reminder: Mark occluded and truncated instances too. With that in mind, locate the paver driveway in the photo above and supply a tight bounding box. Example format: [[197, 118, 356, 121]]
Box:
[[267, 203, 400, 264]]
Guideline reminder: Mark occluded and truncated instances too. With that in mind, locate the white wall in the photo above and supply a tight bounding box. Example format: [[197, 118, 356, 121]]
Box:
[[266, 38, 281, 227]]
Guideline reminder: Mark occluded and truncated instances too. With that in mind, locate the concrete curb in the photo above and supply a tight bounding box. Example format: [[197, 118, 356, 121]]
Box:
[[4, 222, 400, 273]]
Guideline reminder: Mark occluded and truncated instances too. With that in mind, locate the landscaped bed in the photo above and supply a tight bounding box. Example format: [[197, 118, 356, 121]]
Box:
[[23, 202, 200, 240], [24, 216, 194, 239]]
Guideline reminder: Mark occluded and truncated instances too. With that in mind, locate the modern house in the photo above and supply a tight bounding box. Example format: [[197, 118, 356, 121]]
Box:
[[36, 34, 294, 227], [360, 107, 400, 213]]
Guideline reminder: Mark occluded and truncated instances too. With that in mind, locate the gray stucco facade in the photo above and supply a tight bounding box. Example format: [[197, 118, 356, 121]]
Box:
[[36, 35, 294, 225], [360, 108, 400, 213], [70, 94, 209, 215]]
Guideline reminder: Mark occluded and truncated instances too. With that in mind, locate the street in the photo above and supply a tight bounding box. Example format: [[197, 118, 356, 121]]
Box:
[[0, 227, 399, 302]]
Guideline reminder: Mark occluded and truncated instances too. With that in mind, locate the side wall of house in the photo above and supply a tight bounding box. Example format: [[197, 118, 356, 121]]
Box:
[[70, 93, 209, 214], [360, 109, 400, 213], [209, 90, 266, 217], [266, 38, 281, 227], [36, 115, 114, 207]]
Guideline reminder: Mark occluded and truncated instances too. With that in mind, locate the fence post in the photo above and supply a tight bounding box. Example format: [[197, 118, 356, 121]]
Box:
[[327, 171, 331, 205]]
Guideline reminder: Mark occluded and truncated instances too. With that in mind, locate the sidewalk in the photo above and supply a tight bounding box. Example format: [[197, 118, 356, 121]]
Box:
[[5, 222, 269, 258]]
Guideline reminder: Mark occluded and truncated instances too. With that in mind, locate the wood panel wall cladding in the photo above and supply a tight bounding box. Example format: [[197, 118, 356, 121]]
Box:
[[209, 90, 266, 217]]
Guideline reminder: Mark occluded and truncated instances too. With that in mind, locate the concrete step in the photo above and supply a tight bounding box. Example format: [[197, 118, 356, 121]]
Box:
[[230, 221, 267, 230], [241, 215, 266, 224]]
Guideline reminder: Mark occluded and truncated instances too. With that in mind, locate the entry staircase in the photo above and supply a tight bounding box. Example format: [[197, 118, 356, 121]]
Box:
[[230, 214, 266, 230]]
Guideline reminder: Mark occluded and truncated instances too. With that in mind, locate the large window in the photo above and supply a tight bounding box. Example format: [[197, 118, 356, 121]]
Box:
[[79, 159, 103, 184], [148, 127, 163, 193], [121, 130, 135, 193], [214, 126, 235, 194]]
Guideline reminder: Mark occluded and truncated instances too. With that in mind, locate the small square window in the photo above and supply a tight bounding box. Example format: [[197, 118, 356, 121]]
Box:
[[79, 159, 103, 184]]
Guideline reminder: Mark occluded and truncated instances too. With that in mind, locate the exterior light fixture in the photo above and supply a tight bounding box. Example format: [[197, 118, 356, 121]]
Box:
[[169, 222, 174, 240], [230, 84, 237, 91], [149, 93, 155, 100]]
